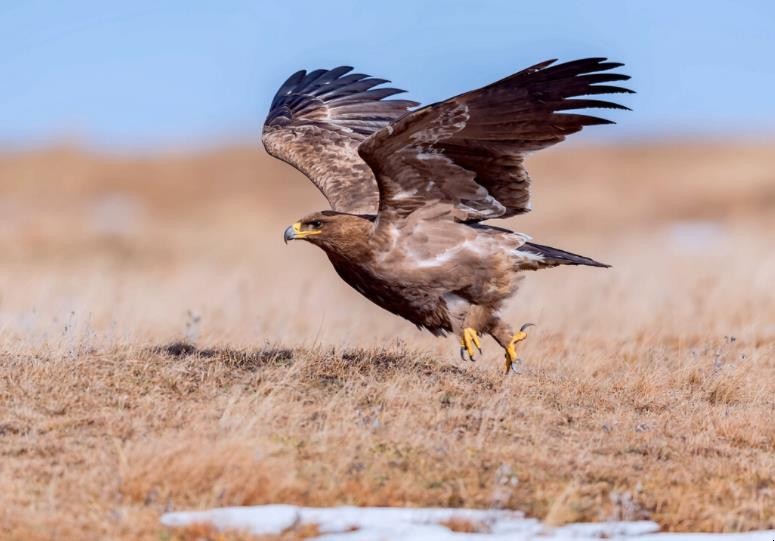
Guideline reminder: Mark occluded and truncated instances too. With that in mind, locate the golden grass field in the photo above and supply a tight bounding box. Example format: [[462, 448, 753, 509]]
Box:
[[0, 142, 773, 540]]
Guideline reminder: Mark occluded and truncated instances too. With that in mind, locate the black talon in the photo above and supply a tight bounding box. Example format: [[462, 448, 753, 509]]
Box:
[[511, 358, 523, 374], [460, 347, 477, 362]]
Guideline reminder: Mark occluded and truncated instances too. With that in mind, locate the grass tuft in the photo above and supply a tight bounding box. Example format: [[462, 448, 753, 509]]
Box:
[[1, 144, 774, 539]]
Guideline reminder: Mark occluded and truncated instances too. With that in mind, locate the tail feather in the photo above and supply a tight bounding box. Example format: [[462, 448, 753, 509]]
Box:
[[517, 242, 610, 269]]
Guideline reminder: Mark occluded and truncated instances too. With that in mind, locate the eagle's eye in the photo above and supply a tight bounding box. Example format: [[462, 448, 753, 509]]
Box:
[[304, 220, 323, 230]]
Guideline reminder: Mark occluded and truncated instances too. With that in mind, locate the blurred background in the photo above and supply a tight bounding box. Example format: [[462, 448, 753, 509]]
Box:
[[3, 0, 775, 150], [0, 1, 773, 355]]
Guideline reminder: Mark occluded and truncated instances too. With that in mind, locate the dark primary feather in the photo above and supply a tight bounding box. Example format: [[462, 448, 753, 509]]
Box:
[[518, 242, 611, 268], [265, 66, 417, 135], [359, 57, 633, 222], [262, 66, 418, 214]]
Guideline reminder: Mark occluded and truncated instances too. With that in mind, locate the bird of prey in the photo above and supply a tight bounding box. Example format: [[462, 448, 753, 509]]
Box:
[[262, 58, 631, 373]]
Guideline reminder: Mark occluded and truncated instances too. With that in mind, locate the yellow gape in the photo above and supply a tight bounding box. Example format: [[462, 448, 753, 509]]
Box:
[[292, 222, 322, 239]]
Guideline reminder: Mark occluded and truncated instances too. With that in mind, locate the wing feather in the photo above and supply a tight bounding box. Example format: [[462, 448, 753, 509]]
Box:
[[262, 67, 418, 213], [359, 57, 633, 221]]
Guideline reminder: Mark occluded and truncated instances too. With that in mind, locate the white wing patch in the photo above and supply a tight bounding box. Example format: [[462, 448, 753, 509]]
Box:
[[409, 238, 489, 269], [515, 250, 545, 263], [391, 188, 418, 200]]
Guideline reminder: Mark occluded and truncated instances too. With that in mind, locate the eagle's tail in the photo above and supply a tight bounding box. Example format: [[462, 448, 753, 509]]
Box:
[[516, 242, 611, 269]]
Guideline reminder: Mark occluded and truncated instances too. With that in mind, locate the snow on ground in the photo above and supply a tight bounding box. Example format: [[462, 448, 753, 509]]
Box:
[[160, 505, 775, 540]]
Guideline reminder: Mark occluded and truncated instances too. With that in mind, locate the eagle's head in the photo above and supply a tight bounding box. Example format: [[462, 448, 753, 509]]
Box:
[[283, 210, 375, 255]]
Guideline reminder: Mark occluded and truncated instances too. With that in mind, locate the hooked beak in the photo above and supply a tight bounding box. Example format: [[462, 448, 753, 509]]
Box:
[[283, 222, 321, 244], [283, 224, 297, 244]]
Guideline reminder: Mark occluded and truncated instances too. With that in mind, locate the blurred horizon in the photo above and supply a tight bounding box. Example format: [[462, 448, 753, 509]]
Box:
[[2, 1, 775, 153]]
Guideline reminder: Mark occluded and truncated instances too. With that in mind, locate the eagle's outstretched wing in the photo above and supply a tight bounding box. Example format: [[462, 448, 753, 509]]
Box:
[[358, 58, 633, 222], [262, 67, 418, 214]]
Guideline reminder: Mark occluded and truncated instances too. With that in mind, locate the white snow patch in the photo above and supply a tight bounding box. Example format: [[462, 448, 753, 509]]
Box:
[[160, 505, 775, 540]]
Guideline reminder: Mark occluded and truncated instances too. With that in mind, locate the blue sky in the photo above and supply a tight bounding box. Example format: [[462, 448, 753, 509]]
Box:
[[1, 1, 774, 151]]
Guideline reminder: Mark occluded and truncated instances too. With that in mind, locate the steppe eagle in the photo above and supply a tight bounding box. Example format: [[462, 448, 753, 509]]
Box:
[[261, 58, 631, 372]]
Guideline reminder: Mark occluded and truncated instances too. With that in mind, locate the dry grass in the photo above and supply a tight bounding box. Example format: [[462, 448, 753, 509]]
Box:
[[0, 142, 773, 540], [439, 516, 491, 533], [165, 522, 321, 541]]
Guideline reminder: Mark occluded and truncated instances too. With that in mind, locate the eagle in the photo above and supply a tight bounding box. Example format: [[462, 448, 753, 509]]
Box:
[[261, 58, 631, 373]]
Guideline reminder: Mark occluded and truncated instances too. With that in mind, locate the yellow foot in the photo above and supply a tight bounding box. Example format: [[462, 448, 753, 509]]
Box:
[[459, 327, 482, 362], [503, 323, 534, 374]]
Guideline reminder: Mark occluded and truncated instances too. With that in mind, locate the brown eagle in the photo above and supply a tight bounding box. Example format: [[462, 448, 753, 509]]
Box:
[[262, 58, 631, 372]]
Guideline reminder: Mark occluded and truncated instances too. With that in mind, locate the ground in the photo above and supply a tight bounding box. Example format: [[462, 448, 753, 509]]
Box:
[[0, 143, 773, 540]]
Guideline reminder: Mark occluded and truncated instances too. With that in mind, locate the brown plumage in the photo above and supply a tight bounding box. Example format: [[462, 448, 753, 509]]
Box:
[[263, 58, 632, 372]]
